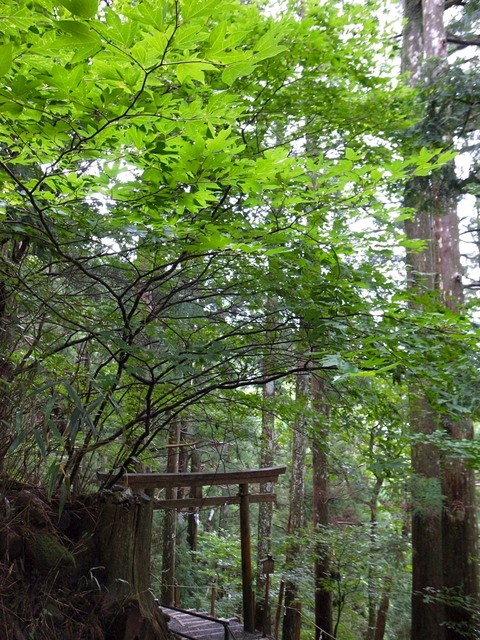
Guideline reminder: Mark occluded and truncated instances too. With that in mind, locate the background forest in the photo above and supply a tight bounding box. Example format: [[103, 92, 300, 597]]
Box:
[[1, 0, 480, 639]]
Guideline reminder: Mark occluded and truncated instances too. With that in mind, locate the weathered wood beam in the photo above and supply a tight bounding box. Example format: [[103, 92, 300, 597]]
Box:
[[154, 493, 277, 510], [97, 466, 286, 490]]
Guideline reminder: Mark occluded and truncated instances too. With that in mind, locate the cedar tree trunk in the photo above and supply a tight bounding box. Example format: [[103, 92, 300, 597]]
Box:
[[255, 376, 275, 631], [311, 374, 332, 640], [282, 368, 308, 640], [402, 1, 479, 638], [161, 420, 180, 606]]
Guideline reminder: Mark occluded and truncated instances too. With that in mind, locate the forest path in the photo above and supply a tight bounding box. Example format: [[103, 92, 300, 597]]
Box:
[[162, 606, 267, 640]]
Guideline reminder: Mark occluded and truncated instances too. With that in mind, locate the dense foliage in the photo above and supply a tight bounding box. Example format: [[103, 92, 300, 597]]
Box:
[[0, 0, 479, 638]]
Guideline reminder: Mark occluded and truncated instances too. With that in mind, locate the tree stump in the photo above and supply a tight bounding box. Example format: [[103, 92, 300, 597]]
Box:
[[94, 489, 171, 640]]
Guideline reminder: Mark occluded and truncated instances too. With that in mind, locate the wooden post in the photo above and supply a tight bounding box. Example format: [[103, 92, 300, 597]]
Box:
[[239, 482, 254, 633], [274, 580, 285, 639], [210, 583, 216, 617], [262, 572, 271, 638]]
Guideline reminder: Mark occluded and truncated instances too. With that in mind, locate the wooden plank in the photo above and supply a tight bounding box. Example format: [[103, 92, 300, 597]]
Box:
[[162, 606, 257, 640], [154, 493, 277, 510], [97, 466, 286, 490]]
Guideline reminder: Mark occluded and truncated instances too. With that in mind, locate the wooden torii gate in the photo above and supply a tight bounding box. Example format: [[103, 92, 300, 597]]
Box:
[[97, 466, 286, 633]]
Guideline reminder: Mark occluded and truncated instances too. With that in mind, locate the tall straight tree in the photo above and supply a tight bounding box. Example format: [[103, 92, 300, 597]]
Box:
[[311, 374, 332, 640], [401, 1, 479, 638], [282, 367, 309, 640], [255, 359, 276, 629], [161, 419, 180, 606]]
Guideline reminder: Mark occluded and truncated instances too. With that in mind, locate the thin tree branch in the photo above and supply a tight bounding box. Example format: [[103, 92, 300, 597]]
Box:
[[447, 32, 480, 49]]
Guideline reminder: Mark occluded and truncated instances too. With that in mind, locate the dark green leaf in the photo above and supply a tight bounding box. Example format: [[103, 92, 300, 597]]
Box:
[[33, 428, 47, 459]]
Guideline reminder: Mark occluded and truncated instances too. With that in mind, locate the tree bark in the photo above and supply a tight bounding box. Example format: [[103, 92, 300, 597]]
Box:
[[402, 2, 479, 638], [0, 236, 31, 462], [441, 437, 479, 639], [282, 368, 308, 640], [434, 168, 479, 640], [366, 475, 384, 640], [402, 3, 446, 636], [373, 577, 392, 640], [255, 376, 275, 631], [95, 491, 171, 640], [411, 396, 445, 640], [239, 482, 255, 633], [403, 173, 445, 639], [161, 420, 180, 606], [311, 375, 332, 640], [187, 448, 202, 552]]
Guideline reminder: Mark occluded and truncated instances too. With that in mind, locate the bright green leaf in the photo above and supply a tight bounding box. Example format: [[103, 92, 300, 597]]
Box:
[[57, 0, 99, 19], [221, 60, 256, 86], [56, 20, 100, 43], [183, 0, 221, 21], [0, 43, 13, 77]]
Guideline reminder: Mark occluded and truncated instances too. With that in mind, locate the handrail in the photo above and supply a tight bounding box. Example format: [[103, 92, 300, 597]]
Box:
[[163, 605, 238, 640]]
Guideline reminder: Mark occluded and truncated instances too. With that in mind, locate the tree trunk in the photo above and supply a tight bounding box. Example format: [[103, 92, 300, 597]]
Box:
[[403, 160, 446, 640], [372, 577, 392, 640], [365, 475, 384, 640], [403, 174, 445, 640], [434, 171, 479, 640], [311, 375, 332, 640], [187, 448, 202, 552], [0, 237, 31, 463], [282, 368, 308, 640], [442, 438, 479, 639], [161, 420, 180, 606], [255, 377, 275, 630], [410, 395, 445, 640], [95, 491, 171, 640], [402, 2, 479, 637]]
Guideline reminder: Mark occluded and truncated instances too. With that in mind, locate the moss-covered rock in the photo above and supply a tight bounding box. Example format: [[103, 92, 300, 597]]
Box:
[[26, 532, 76, 575]]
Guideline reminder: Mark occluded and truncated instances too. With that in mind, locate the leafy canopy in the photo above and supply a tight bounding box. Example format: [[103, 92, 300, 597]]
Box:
[[0, 0, 448, 487]]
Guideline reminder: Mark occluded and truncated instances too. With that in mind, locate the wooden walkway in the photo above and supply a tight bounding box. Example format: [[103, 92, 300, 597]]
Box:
[[162, 606, 265, 640]]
